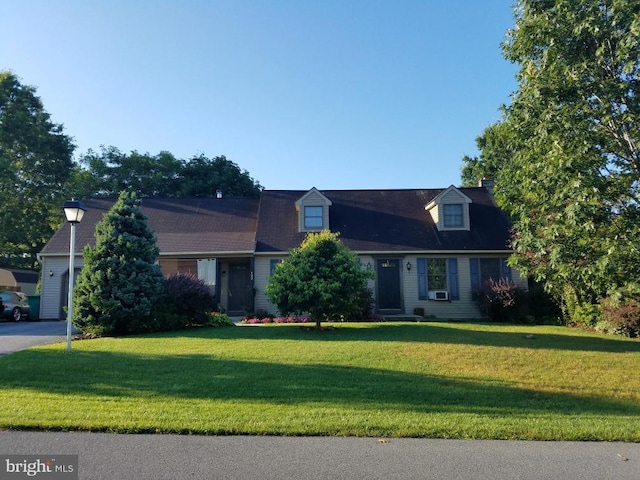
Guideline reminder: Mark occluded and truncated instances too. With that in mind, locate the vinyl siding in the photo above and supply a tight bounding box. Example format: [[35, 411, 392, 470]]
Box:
[[253, 256, 284, 313], [403, 254, 526, 319], [39, 255, 84, 320], [403, 255, 479, 318], [440, 189, 467, 203]]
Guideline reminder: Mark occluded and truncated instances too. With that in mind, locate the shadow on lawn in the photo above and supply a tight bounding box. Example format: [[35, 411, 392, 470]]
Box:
[[180, 323, 640, 354], [5, 348, 640, 418]]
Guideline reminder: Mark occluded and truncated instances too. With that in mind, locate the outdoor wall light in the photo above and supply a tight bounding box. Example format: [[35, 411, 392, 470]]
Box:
[[406, 261, 412, 271], [49, 270, 54, 277]]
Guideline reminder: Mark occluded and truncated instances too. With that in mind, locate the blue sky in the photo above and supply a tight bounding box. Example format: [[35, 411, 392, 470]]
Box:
[[1, 1, 518, 190]]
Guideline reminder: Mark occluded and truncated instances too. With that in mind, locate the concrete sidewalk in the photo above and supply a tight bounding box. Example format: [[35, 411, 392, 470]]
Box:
[[1, 431, 637, 480]]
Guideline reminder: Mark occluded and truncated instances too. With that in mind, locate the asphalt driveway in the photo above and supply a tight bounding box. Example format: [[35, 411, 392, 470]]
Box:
[[0, 320, 72, 356]]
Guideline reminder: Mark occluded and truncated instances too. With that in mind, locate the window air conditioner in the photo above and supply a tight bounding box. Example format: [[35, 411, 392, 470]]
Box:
[[428, 290, 449, 301]]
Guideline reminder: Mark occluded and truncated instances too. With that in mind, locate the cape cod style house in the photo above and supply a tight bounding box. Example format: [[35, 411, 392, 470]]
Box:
[[37, 185, 525, 320]]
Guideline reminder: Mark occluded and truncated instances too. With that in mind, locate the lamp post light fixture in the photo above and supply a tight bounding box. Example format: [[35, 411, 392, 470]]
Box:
[[63, 199, 86, 353]]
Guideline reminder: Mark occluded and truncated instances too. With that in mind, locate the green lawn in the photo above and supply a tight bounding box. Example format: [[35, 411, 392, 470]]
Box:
[[1, 322, 639, 440]]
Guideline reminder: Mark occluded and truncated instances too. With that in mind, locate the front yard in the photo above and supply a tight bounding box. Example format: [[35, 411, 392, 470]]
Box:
[[1, 322, 639, 440]]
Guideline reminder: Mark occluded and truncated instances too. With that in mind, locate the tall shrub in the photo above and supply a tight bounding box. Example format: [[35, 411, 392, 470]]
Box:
[[163, 273, 217, 326], [73, 191, 165, 335]]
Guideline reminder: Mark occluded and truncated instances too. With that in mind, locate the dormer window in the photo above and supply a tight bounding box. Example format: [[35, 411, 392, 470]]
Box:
[[443, 204, 463, 228], [304, 206, 323, 229], [424, 186, 472, 231], [295, 187, 333, 232]]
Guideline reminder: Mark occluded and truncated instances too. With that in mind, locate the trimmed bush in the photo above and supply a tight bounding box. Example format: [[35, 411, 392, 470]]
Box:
[[473, 279, 529, 322], [164, 273, 217, 325], [206, 312, 235, 327]]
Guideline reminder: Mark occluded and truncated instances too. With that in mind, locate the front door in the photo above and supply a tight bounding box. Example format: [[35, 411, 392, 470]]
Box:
[[227, 263, 253, 315], [376, 258, 402, 312]]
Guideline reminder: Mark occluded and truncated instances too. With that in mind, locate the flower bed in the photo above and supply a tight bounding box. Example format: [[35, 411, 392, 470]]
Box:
[[242, 315, 311, 324]]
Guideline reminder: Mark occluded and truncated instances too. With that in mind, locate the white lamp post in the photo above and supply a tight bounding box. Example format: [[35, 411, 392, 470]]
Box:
[[63, 199, 87, 353]]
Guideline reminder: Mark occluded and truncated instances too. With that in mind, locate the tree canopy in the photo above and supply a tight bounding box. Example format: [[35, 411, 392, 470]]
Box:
[[77, 147, 263, 198], [461, 0, 640, 318], [0, 71, 75, 269], [266, 231, 373, 328]]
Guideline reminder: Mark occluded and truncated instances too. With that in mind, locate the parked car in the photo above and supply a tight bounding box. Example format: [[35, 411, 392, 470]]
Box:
[[0, 291, 30, 321]]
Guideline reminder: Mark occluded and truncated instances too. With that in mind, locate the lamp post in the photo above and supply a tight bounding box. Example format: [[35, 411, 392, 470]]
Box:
[[63, 199, 87, 353]]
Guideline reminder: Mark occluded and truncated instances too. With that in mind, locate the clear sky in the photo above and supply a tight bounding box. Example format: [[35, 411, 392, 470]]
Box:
[[1, 0, 518, 191]]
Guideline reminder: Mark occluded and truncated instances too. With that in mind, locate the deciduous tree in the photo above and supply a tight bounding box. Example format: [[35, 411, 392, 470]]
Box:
[[179, 154, 262, 197], [266, 231, 373, 328], [462, 0, 640, 320], [78, 146, 182, 197], [77, 149, 263, 198], [0, 71, 75, 269]]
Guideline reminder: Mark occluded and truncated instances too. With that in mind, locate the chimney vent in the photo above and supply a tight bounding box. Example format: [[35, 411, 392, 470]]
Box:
[[479, 178, 494, 195]]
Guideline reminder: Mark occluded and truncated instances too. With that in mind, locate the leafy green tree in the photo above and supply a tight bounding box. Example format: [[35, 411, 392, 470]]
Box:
[[266, 231, 374, 328], [460, 121, 515, 187], [77, 149, 263, 198], [78, 146, 183, 197], [462, 0, 640, 320], [179, 154, 263, 197], [73, 191, 165, 336], [0, 71, 75, 269]]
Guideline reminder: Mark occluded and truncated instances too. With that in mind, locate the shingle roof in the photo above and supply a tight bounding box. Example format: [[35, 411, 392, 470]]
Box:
[[40, 197, 260, 256], [40, 188, 512, 257], [255, 188, 512, 253]]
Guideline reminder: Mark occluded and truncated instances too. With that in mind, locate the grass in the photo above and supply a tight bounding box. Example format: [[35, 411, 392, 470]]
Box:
[[1, 322, 639, 440]]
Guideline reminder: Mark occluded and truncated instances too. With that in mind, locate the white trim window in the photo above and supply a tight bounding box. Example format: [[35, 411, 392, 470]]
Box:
[[443, 204, 464, 228], [304, 206, 323, 229]]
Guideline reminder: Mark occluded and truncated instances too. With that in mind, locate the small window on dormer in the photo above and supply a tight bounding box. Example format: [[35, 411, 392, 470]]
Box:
[[443, 204, 463, 228], [304, 206, 323, 228]]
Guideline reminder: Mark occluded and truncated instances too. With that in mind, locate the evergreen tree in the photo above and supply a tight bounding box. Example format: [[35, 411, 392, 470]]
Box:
[[73, 191, 165, 335]]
